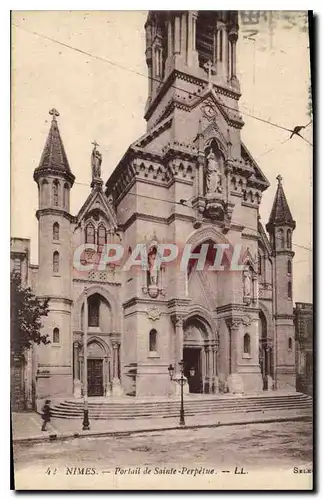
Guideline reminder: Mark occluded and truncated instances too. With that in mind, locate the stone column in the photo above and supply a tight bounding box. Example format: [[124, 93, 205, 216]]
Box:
[[231, 40, 237, 77], [213, 29, 217, 66], [198, 155, 204, 196], [216, 29, 222, 75], [201, 347, 206, 392], [173, 316, 184, 373], [205, 346, 211, 393], [145, 23, 153, 100], [73, 343, 78, 379], [174, 15, 181, 54], [104, 357, 111, 397], [187, 11, 199, 66], [112, 341, 123, 396], [222, 28, 228, 79], [167, 18, 173, 57], [181, 12, 187, 59], [226, 319, 244, 393], [211, 345, 219, 393]]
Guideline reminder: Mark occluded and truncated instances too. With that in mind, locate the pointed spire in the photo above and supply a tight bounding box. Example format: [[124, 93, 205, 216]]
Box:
[[266, 175, 296, 232], [34, 109, 75, 185]]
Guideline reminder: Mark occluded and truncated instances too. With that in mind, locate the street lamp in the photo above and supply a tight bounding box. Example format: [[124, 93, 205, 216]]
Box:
[[82, 288, 90, 430], [168, 359, 186, 426]]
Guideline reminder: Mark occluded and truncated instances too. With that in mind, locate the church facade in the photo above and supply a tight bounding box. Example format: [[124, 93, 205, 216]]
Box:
[[11, 11, 297, 409]]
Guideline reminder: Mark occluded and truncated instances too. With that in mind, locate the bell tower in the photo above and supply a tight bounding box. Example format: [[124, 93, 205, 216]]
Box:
[[106, 12, 270, 397], [144, 11, 240, 127], [33, 109, 75, 402], [266, 174, 296, 390]]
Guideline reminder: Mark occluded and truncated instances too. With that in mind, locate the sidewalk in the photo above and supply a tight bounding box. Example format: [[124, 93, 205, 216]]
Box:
[[12, 408, 312, 445]]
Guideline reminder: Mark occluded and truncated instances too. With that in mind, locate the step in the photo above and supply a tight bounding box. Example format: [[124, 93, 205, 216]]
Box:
[[51, 393, 312, 420]]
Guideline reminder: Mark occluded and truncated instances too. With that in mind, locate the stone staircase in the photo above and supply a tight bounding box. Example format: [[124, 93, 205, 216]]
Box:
[[51, 392, 312, 420]]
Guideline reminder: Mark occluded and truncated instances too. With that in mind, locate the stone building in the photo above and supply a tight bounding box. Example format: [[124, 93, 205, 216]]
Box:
[[12, 11, 298, 407], [10, 239, 38, 410], [294, 302, 313, 395]]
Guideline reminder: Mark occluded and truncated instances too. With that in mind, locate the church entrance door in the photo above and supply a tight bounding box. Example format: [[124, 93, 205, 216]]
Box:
[[183, 348, 203, 393], [88, 359, 104, 396]]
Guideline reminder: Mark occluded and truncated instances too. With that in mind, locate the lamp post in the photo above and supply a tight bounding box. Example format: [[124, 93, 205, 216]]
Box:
[[82, 288, 90, 430], [168, 359, 186, 426]]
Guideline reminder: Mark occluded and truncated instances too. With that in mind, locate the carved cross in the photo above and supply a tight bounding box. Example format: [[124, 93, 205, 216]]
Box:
[[49, 108, 59, 120], [276, 174, 283, 185], [204, 60, 215, 87]]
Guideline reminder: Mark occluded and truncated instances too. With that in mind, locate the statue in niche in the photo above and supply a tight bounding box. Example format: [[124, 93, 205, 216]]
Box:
[[91, 142, 102, 179], [206, 150, 222, 194], [243, 268, 252, 297], [148, 247, 158, 286]]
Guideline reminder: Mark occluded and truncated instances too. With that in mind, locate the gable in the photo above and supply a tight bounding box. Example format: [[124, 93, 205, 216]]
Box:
[[76, 188, 118, 229], [241, 142, 270, 187]]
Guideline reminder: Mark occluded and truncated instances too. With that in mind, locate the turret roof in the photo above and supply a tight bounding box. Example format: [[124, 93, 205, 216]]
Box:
[[33, 108, 75, 184], [267, 175, 295, 230]]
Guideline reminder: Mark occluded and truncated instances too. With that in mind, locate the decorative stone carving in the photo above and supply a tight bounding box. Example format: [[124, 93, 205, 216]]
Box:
[[242, 315, 252, 327], [226, 318, 242, 331], [243, 267, 253, 305], [147, 306, 161, 322], [91, 142, 102, 179], [206, 151, 222, 194], [172, 315, 184, 328]]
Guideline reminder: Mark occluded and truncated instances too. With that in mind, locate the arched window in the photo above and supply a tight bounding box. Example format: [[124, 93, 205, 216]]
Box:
[[53, 328, 60, 343], [53, 222, 59, 241], [63, 183, 69, 209], [243, 333, 251, 355], [13, 258, 21, 275], [41, 179, 49, 206], [258, 252, 262, 275], [288, 281, 292, 299], [288, 337, 292, 350], [287, 260, 292, 275], [155, 48, 161, 78], [277, 228, 284, 249], [53, 180, 60, 207], [53, 251, 59, 273], [85, 223, 95, 244], [219, 29, 223, 62], [149, 329, 157, 352], [88, 294, 100, 327], [287, 229, 292, 249], [196, 12, 216, 68], [98, 224, 107, 252]]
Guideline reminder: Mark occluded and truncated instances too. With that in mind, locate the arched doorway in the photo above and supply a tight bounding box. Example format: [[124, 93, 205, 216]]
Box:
[[183, 317, 216, 394], [74, 338, 112, 397]]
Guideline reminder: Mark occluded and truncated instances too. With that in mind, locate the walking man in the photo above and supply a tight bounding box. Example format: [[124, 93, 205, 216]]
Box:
[[41, 399, 51, 431]]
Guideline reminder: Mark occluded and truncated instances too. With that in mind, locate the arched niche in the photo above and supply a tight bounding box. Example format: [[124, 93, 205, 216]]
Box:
[[73, 285, 120, 333]]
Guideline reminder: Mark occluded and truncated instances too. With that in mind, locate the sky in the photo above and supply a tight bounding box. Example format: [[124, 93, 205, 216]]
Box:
[[11, 11, 312, 303]]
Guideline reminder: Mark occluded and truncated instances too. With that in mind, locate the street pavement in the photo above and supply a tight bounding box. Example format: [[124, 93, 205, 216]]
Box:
[[12, 407, 312, 443], [12, 420, 313, 490]]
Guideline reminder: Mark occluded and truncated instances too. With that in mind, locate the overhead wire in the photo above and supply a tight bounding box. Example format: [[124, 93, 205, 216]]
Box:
[[12, 22, 310, 139], [14, 23, 312, 253], [73, 181, 312, 253]]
